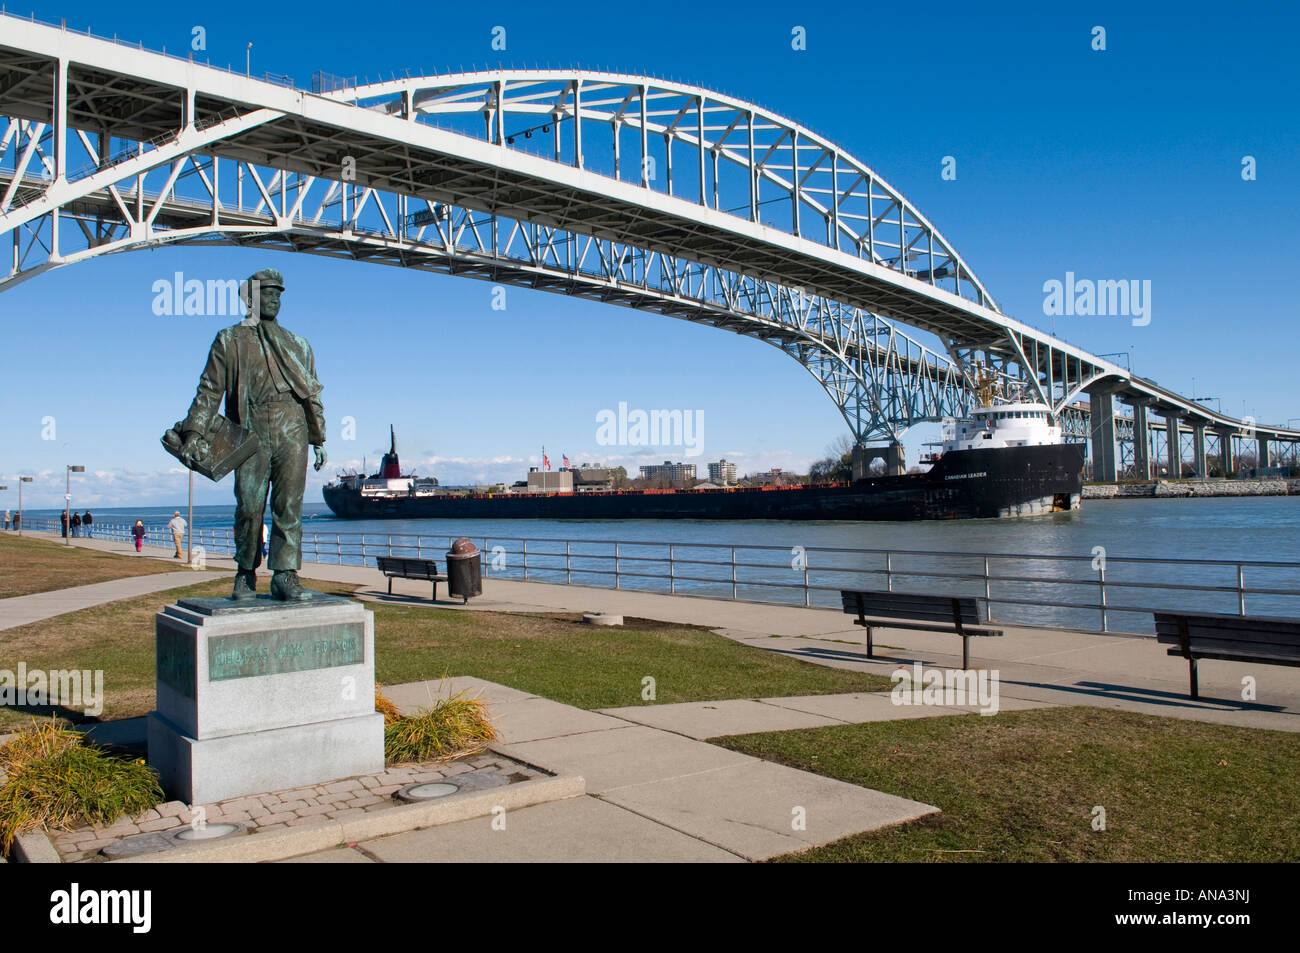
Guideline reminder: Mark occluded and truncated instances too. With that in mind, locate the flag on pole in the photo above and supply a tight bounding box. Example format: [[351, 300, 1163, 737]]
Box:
[[562, 455, 570, 469], [543, 452, 550, 471]]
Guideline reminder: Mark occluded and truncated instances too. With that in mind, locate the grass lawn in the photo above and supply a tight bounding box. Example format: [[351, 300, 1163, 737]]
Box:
[[0, 576, 891, 730], [0, 533, 179, 599], [365, 600, 890, 709], [715, 706, 1300, 862]]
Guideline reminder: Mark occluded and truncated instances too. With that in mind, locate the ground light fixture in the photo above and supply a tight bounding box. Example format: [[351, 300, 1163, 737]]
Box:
[[64, 465, 84, 546], [396, 770, 509, 803], [399, 782, 461, 800]]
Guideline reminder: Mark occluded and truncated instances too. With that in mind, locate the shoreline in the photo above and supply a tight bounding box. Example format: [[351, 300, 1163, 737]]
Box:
[[1083, 479, 1300, 499]]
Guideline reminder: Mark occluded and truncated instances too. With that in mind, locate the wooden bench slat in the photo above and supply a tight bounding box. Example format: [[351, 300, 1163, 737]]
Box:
[[841, 592, 982, 626], [1160, 637, 1300, 661], [1164, 648, 1300, 667], [856, 617, 1001, 638], [1155, 615, 1300, 648]]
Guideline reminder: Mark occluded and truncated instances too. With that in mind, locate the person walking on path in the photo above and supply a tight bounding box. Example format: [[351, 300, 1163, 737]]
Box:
[[70, 512, 82, 538], [61, 511, 68, 537], [167, 511, 187, 559], [11, 512, 19, 532], [3, 509, 9, 530], [82, 510, 93, 538], [132, 520, 146, 552]]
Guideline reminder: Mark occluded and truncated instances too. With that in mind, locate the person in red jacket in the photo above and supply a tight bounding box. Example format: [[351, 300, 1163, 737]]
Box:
[[132, 520, 146, 553]]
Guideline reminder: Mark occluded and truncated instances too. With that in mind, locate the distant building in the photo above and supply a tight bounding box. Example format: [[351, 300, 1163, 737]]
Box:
[[751, 468, 789, 486], [571, 465, 614, 491], [527, 467, 573, 493], [639, 460, 696, 483], [708, 459, 737, 484]]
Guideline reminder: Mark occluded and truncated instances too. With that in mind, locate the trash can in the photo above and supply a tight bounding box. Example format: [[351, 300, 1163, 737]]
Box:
[[445, 537, 482, 604]]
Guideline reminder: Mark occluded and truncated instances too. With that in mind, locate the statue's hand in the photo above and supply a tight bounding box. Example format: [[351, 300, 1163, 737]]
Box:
[[313, 446, 327, 471], [180, 432, 208, 468]]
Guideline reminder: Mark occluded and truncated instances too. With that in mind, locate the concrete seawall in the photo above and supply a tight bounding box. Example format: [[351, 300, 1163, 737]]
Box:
[[1083, 479, 1300, 499]]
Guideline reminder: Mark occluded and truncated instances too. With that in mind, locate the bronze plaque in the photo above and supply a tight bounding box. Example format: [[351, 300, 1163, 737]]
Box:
[[207, 623, 364, 681]]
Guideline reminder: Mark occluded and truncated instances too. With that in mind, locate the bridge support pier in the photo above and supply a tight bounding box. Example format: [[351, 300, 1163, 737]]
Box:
[[1163, 412, 1182, 478], [1086, 384, 1118, 482], [1216, 429, 1234, 477], [1128, 400, 1151, 480], [1192, 424, 1207, 478], [1258, 436, 1271, 469], [852, 443, 906, 480]]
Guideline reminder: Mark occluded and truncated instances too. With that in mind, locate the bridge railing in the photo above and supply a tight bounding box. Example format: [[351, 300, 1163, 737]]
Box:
[[17, 519, 1300, 636]]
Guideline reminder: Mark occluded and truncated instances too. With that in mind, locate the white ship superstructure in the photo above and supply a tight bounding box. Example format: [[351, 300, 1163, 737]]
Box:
[[942, 403, 1062, 453]]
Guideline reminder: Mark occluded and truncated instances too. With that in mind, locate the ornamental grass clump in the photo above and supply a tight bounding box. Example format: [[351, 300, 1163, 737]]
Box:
[[0, 718, 163, 852], [374, 684, 404, 726], [384, 689, 496, 765]]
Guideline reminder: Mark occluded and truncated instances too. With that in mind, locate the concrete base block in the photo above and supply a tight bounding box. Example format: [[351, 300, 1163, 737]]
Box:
[[147, 594, 384, 804], [148, 710, 385, 805]]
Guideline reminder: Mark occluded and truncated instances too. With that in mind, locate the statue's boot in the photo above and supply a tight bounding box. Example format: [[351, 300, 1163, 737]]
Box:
[[231, 569, 257, 600], [271, 569, 311, 601]]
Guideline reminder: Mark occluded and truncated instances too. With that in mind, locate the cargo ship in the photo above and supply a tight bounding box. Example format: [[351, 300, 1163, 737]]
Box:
[[322, 406, 1085, 521]]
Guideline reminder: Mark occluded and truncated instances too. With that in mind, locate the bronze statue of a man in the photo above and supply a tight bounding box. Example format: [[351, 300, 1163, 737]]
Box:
[[180, 268, 327, 600]]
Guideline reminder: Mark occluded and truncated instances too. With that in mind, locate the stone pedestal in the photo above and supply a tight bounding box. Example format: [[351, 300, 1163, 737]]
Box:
[[147, 593, 384, 805]]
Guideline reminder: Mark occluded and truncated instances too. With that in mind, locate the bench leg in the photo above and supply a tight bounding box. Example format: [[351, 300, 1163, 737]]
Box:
[[963, 634, 969, 671], [864, 624, 873, 659], [432, 581, 437, 602], [387, 578, 392, 595], [1189, 656, 1199, 700]]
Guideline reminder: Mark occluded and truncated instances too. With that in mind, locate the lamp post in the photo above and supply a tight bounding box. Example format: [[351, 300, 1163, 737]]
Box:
[[65, 465, 84, 546], [18, 476, 32, 536], [0, 487, 7, 531], [246, 42, 252, 76]]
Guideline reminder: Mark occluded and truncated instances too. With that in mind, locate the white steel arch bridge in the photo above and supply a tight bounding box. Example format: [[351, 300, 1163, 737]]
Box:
[[2, 12, 1296, 479]]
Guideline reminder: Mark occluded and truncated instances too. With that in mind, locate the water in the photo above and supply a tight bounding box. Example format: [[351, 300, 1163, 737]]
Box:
[[21, 496, 1300, 633]]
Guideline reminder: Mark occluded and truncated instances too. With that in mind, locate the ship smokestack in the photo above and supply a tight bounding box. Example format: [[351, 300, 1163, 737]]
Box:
[[380, 425, 402, 479]]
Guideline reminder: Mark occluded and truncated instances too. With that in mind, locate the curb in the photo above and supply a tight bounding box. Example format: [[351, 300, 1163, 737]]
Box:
[[12, 829, 61, 863], [111, 773, 585, 863]]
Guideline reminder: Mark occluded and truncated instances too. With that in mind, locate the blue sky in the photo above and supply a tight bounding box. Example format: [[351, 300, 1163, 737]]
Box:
[[2, 0, 1298, 508]]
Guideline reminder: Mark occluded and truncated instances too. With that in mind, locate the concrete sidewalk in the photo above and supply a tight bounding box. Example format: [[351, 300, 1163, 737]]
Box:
[[0, 570, 224, 631], [287, 677, 942, 862]]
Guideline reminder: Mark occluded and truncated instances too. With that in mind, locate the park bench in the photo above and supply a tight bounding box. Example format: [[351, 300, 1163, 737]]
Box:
[[376, 556, 449, 602], [840, 589, 1003, 669], [1154, 611, 1300, 699]]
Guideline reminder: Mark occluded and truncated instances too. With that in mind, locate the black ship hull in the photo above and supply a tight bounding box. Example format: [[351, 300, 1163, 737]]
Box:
[[322, 444, 1085, 521]]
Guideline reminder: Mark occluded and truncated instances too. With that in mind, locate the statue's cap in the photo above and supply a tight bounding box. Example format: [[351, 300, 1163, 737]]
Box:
[[247, 268, 284, 289]]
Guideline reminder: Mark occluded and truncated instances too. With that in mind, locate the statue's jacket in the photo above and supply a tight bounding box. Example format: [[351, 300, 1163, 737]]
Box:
[[182, 317, 326, 447]]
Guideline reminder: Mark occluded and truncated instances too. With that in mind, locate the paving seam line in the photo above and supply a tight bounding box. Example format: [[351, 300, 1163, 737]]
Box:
[[586, 793, 752, 862], [593, 758, 758, 798], [751, 697, 860, 724]]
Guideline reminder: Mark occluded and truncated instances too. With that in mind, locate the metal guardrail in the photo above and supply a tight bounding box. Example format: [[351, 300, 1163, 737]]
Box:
[[16, 519, 1300, 635]]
